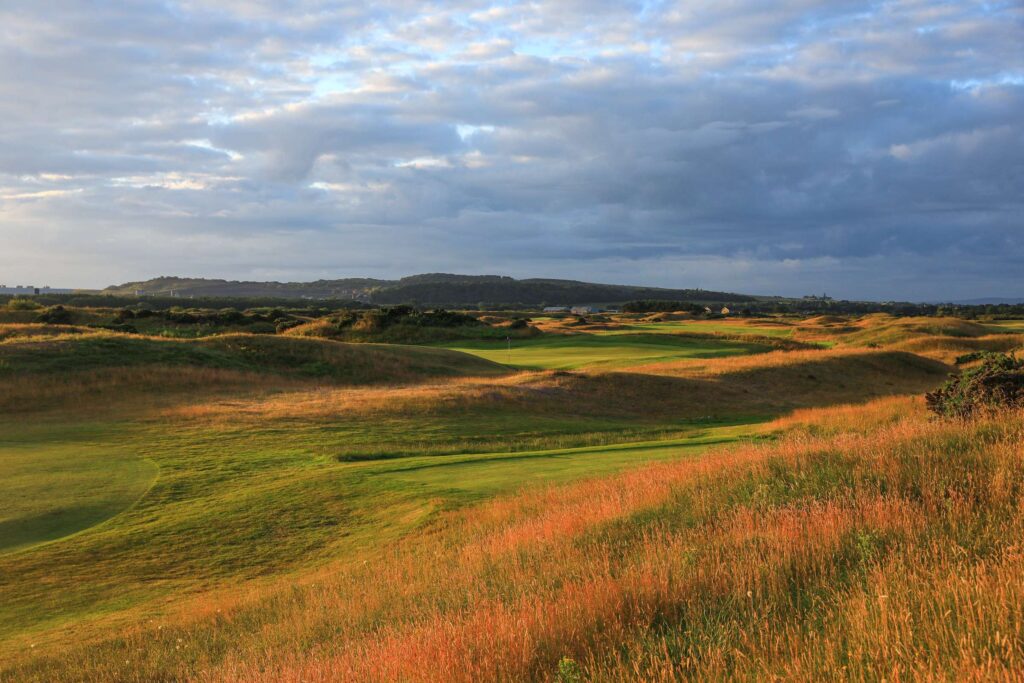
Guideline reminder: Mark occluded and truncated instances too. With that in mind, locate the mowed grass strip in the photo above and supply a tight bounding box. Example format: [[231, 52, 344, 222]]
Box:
[[437, 332, 768, 369]]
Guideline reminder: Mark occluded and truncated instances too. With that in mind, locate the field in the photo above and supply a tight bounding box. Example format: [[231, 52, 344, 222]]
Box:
[[1, 305, 1023, 681], [436, 333, 769, 369]]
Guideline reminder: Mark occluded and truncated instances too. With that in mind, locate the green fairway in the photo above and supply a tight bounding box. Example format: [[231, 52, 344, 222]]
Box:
[[0, 440, 157, 554], [437, 333, 768, 369]]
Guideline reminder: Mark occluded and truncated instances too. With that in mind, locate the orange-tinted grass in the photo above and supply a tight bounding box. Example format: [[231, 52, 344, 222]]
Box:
[[10, 402, 1021, 682]]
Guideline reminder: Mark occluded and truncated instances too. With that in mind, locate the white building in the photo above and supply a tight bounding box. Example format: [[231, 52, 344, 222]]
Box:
[[0, 286, 75, 296], [543, 306, 568, 313]]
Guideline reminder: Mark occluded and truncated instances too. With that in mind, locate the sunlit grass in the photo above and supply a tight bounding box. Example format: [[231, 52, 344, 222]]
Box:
[[436, 333, 768, 369], [2, 314, 1011, 681], [7, 401, 1023, 681]]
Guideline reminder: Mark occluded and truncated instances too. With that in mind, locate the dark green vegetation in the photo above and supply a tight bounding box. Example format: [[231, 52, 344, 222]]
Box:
[[926, 352, 1024, 419], [102, 272, 763, 306], [285, 305, 538, 344]]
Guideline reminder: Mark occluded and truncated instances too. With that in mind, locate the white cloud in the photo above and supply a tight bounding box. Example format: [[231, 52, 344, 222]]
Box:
[[0, 0, 1021, 299]]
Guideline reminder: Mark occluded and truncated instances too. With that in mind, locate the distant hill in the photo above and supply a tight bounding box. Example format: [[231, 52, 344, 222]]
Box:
[[104, 273, 766, 306], [104, 276, 389, 300]]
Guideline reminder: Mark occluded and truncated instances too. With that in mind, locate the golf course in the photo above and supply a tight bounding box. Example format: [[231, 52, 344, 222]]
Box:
[[2, 303, 1023, 681]]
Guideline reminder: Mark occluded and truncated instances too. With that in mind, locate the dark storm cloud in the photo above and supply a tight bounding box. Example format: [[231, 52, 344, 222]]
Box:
[[0, 0, 1021, 299]]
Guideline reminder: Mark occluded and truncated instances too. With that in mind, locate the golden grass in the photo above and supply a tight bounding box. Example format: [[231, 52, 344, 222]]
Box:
[[158, 348, 949, 428], [11, 399, 1023, 682], [630, 346, 883, 376], [0, 323, 100, 342], [158, 404, 1018, 682], [893, 334, 1024, 363]]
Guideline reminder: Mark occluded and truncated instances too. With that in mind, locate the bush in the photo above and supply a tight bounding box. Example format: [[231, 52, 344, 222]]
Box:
[[926, 353, 1024, 419], [7, 298, 42, 311], [36, 305, 73, 324], [556, 657, 582, 683]]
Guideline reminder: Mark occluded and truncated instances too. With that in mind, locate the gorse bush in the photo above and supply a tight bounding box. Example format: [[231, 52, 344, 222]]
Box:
[[334, 306, 481, 332], [926, 353, 1024, 419], [6, 298, 42, 311], [36, 305, 73, 324]]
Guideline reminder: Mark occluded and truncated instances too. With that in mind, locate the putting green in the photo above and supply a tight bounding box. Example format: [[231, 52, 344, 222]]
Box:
[[0, 442, 157, 554], [438, 333, 767, 370]]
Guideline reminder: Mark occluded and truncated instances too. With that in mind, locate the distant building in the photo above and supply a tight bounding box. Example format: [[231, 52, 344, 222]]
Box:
[[570, 306, 595, 315], [0, 285, 74, 296], [720, 307, 731, 315], [543, 306, 568, 313]]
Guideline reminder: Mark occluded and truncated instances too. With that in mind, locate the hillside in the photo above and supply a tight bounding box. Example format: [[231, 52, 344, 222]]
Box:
[[104, 273, 763, 306]]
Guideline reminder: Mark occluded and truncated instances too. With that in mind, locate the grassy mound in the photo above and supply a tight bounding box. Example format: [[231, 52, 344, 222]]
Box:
[[284, 307, 539, 345], [151, 349, 951, 463], [0, 334, 508, 415], [894, 333, 1024, 363], [0, 323, 97, 342], [0, 334, 507, 384], [835, 315, 999, 346]]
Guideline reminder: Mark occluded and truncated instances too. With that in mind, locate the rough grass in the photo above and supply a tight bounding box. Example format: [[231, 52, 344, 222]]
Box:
[[285, 318, 538, 344], [150, 348, 949, 461], [893, 333, 1024, 363], [7, 400, 1024, 681], [0, 334, 507, 414], [0, 333, 505, 379], [1, 317, 1019, 682], [823, 315, 1002, 346], [0, 323, 98, 342]]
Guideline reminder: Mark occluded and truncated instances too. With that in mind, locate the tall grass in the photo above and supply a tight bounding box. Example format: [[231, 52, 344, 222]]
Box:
[[8, 400, 1024, 681]]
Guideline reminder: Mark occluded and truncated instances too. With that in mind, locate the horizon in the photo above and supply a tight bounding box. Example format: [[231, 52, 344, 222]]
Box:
[[3, 271, 1023, 306], [1, 2, 1021, 300]]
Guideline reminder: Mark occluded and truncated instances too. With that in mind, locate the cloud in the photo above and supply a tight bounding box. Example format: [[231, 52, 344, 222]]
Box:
[[0, 0, 1021, 299]]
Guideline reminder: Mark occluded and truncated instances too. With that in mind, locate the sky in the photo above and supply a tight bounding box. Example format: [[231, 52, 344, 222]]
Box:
[[0, 1, 1021, 300]]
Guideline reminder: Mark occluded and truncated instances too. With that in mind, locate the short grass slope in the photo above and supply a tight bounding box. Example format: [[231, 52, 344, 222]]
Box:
[[437, 333, 769, 370], [0, 444, 157, 554]]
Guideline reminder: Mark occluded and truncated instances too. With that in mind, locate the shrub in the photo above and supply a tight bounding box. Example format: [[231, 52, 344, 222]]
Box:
[[36, 305, 73, 324], [926, 353, 1024, 419], [557, 657, 583, 683], [7, 298, 42, 311]]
